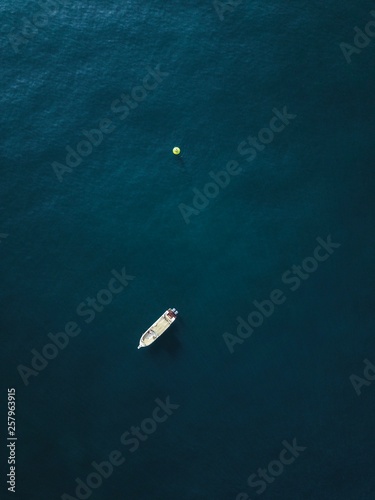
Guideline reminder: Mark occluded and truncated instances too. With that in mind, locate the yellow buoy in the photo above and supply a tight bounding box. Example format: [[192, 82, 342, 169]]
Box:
[[172, 147, 181, 155]]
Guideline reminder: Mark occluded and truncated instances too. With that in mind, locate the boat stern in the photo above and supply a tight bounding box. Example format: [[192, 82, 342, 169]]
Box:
[[167, 307, 179, 319]]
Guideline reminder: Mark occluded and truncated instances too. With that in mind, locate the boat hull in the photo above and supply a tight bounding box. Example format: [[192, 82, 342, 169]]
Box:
[[137, 308, 178, 349]]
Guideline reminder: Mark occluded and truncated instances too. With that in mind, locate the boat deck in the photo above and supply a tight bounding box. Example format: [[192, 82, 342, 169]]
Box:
[[141, 314, 173, 346], [138, 308, 178, 349]]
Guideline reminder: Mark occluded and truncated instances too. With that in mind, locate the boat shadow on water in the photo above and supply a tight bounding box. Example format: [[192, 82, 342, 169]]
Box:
[[148, 324, 182, 356]]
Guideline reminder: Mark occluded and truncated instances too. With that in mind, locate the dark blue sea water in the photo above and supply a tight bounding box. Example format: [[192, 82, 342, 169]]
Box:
[[1, 1, 375, 499]]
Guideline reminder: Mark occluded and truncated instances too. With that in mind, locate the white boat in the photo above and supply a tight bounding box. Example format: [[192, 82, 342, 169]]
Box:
[[137, 308, 179, 349]]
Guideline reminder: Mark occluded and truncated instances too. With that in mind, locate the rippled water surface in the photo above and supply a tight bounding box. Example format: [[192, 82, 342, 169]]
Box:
[[1, 1, 375, 498]]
